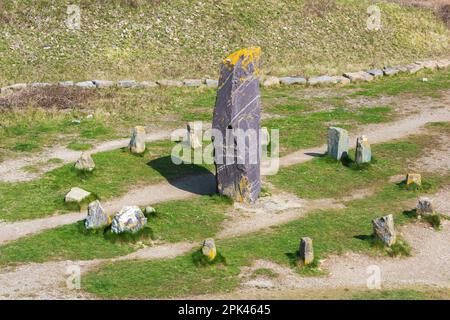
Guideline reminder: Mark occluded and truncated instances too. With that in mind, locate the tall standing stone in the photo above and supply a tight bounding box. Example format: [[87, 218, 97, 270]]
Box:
[[298, 237, 314, 266], [416, 197, 434, 216], [355, 135, 371, 164], [85, 200, 109, 229], [372, 214, 396, 247], [129, 126, 146, 154], [327, 127, 349, 160], [212, 47, 262, 204], [201, 238, 217, 261]]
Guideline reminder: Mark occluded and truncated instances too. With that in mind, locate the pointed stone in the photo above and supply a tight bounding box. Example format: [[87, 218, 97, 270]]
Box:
[[212, 47, 262, 204], [75, 152, 95, 171], [201, 238, 217, 261], [372, 214, 396, 247], [355, 135, 371, 164], [85, 200, 109, 229], [327, 127, 349, 160], [298, 237, 314, 265], [187, 121, 203, 149], [416, 197, 434, 216], [129, 126, 146, 154]]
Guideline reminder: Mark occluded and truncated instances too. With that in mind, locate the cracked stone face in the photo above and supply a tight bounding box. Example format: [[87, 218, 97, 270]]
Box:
[[212, 47, 262, 204]]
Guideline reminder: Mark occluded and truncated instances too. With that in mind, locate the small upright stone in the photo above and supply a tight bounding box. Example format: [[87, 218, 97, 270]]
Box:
[[367, 69, 384, 77], [111, 206, 147, 234], [406, 173, 422, 186], [65, 187, 91, 203], [327, 127, 349, 160], [85, 200, 109, 229], [355, 135, 371, 164], [145, 206, 156, 215], [416, 197, 434, 216], [343, 71, 374, 82], [186, 121, 203, 149], [279, 77, 306, 85], [74, 152, 95, 172], [298, 237, 314, 265], [201, 238, 217, 261], [383, 67, 399, 76], [129, 126, 146, 154], [372, 214, 396, 247]]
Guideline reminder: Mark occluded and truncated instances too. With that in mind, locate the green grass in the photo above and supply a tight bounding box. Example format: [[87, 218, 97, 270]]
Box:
[[0, 140, 213, 221], [0, 0, 448, 85], [0, 195, 231, 267], [82, 178, 444, 298], [268, 137, 428, 199]]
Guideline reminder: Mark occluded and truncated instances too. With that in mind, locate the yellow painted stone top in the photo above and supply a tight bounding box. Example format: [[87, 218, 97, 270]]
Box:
[[223, 47, 261, 73]]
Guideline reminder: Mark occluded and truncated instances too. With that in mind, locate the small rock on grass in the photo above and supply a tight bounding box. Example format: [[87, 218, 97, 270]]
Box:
[[129, 126, 146, 154], [111, 206, 147, 234], [65, 187, 91, 203], [201, 238, 217, 261], [75, 152, 95, 172], [76, 81, 95, 88], [372, 214, 396, 247], [118, 80, 137, 88], [298, 237, 314, 265], [145, 206, 155, 215], [416, 197, 434, 216], [343, 71, 374, 82], [93, 80, 114, 88], [85, 200, 109, 229]]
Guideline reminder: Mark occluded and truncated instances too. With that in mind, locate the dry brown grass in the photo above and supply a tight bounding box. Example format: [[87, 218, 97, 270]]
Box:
[[388, 0, 450, 27], [0, 87, 101, 111]]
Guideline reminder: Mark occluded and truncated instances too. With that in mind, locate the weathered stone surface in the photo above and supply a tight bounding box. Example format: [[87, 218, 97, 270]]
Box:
[[111, 206, 147, 234], [212, 47, 262, 204], [65, 187, 91, 203], [201, 238, 217, 261], [308, 75, 336, 85], [93, 80, 114, 88], [298, 237, 314, 265], [343, 71, 374, 82], [118, 80, 137, 88], [355, 135, 371, 164], [129, 126, 146, 154], [404, 63, 423, 74], [416, 60, 438, 70], [30, 82, 52, 88], [383, 67, 399, 76], [157, 79, 183, 87], [183, 79, 203, 87], [372, 214, 396, 247], [59, 81, 74, 87], [262, 76, 280, 87], [187, 121, 203, 149], [138, 81, 159, 88], [205, 79, 219, 87], [75, 152, 95, 172], [333, 76, 351, 85], [436, 59, 450, 69], [367, 69, 384, 77], [279, 76, 307, 85], [76, 81, 95, 88], [406, 173, 422, 186], [327, 127, 349, 160], [85, 200, 109, 229], [416, 197, 435, 216]]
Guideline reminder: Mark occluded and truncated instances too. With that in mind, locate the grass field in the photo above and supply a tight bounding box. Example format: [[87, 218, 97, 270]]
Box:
[[0, 0, 448, 86]]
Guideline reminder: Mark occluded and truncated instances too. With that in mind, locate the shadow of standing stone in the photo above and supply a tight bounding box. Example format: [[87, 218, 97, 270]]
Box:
[[212, 47, 262, 204]]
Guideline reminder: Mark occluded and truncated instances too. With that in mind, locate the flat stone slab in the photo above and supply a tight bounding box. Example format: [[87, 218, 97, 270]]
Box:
[[183, 79, 203, 87], [157, 79, 183, 87], [65, 187, 91, 203], [75, 81, 95, 88], [29, 82, 52, 88], [93, 80, 114, 88], [383, 67, 399, 76], [343, 71, 374, 82], [437, 59, 450, 69], [416, 60, 438, 70], [367, 69, 384, 77], [279, 77, 307, 85], [117, 80, 137, 88]]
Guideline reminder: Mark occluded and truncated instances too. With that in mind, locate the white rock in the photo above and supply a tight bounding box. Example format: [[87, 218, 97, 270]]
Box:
[[65, 187, 91, 203]]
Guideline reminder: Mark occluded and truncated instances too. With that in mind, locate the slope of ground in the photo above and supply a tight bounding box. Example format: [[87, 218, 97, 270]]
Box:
[[0, 0, 449, 85]]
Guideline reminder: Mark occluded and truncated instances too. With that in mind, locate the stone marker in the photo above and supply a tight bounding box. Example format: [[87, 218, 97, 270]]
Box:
[[372, 214, 396, 247], [205, 79, 219, 88], [111, 206, 147, 234], [406, 173, 422, 186], [333, 76, 351, 85], [129, 126, 146, 154], [212, 47, 262, 204], [74, 152, 95, 172], [298, 237, 314, 265], [85, 200, 109, 229], [59, 81, 74, 87], [416, 197, 434, 216], [437, 59, 450, 69], [157, 79, 183, 87], [201, 238, 217, 261], [183, 79, 203, 87], [416, 60, 438, 70], [343, 71, 374, 82], [187, 121, 203, 149], [263, 76, 280, 87], [30, 82, 51, 88], [65, 187, 91, 203], [355, 135, 371, 164], [279, 77, 306, 85], [308, 75, 336, 85], [327, 127, 349, 160], [118, 80, 137, 88]]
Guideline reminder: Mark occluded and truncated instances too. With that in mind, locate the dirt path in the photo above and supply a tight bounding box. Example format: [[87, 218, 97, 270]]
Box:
[[0, 174, 215, 245], [0, 130, 172, 183]]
